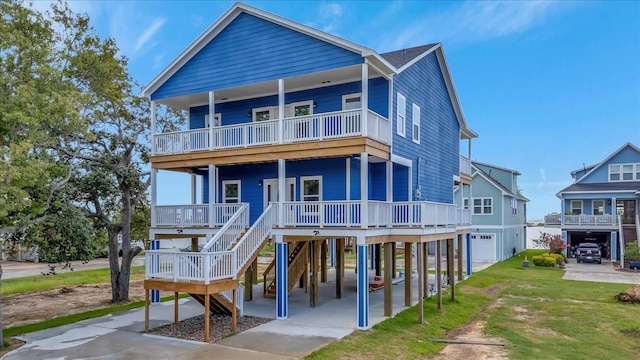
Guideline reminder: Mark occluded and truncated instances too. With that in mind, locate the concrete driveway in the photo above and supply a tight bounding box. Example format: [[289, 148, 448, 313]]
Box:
[[563, 260, 640, 285]]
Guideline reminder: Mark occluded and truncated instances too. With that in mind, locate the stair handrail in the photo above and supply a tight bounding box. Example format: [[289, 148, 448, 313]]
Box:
[[231, 204, 276, 278], [202, 203, 249, 252], [618, 215, 625, 266]]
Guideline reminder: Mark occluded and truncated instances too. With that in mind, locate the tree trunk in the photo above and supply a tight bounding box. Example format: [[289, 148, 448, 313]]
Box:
[[110, 186, 135, 303]]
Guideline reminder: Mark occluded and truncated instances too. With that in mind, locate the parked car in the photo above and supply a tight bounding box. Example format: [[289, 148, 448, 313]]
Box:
[[576, 243, 602, 264]]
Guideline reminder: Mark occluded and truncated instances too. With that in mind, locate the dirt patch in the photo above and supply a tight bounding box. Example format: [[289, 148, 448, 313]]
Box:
[[486, 298, 505, 311], [2, 281, 147, 328], [431, 321, 508, 360]]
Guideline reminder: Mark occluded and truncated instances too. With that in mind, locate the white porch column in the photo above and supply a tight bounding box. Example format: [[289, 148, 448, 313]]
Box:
[[278, 79, 284, 144], [361, 152, 369, 229], [361, 64, 369, 136], [208, 164, 216, 228], [191, 174, 197, 204], [150, 169, 157, 227], [278, 159, 285, 227], [386, 160, 393, 228], [612, 197, 617, 224], [150, 101, 156, 156], [346, 158, 351, 200], [209, 91, 215, 150]]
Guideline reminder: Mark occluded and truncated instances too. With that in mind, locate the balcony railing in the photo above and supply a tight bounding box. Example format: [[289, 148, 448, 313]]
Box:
[[153, 203, 246, 227], [564, 214, 615, 226], [460, 156, 471, 176], [153, 109, 390, 155]]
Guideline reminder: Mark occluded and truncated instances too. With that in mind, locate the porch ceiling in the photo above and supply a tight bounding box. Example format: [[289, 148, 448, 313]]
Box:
[[156, 64, 383, 110]]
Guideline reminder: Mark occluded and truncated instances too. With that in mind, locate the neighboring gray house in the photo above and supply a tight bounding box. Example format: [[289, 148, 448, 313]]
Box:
[[455, 161, 529, 261]]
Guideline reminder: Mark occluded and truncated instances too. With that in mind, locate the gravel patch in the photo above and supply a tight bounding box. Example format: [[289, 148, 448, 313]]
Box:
[[149, 314, 272, 343]]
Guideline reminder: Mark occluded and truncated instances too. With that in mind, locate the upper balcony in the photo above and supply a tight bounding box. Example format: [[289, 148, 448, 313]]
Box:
[[459, 155, 471, 184], [562, 214, 617, 229]]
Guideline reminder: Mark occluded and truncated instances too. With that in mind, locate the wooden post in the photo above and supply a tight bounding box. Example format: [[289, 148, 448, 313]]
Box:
[[253, 258, 259, 284], [204, 293, 210, 342], [336, 238, 344, 299], [404, 242, 413, 307], [310, 240, 320, 307], [321, 239, 327, 283], [232, 288, 237, 332], [384, 242, 393, 316], [457, 234, 464, 281], [191, 237, 198, 252], [174, 291, 179, 324], [392, 242, 397, 278], [417, 242, 424, 324], [144, 288, 149, 333], [437, 240, 442, 311], [245, 264, 253, 301], [448, 238, 456, 301], [423, 241, 428, 299]]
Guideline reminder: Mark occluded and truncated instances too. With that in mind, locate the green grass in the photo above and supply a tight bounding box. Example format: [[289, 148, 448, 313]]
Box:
[[307, 250, 640, 359], [2, 266, 146, 296]]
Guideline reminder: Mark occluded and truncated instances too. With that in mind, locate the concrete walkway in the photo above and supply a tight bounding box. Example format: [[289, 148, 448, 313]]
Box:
[[562, 260, 640, 285], [3, 260, 494, 360]]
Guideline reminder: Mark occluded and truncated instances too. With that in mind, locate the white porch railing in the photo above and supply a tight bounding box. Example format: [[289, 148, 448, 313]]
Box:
[[456, 208, 471, 225], [153, 203, 245, 227], [202, 203, 249, 252], [153, 108, 390, 155], [460, 156, 471, 176], [564, 214, 615, 226]]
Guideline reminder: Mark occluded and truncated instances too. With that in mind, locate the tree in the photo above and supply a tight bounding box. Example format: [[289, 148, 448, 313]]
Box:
[[533, 232, 568, 255]]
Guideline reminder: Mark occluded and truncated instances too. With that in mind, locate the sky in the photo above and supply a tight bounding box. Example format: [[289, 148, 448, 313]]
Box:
[[32, 0, 640, 220]]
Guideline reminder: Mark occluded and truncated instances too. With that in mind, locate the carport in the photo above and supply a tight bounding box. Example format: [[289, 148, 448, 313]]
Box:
[[567, 231, 610, 259]]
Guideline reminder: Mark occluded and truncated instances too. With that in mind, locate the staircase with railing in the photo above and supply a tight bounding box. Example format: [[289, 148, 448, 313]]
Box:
[[263, 241, 309, 298]]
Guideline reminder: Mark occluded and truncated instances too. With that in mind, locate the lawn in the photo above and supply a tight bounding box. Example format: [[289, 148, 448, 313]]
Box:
[[307, 250, 639, 359]]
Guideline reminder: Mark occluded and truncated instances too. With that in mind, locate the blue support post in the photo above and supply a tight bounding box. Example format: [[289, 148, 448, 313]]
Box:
[[276, 242, 288, 319], [466, 233, 472, 277], [151, 240, 160, 304], [611, 231, 618, 260], [330, 239, 336, 268], [357, 244, 369, 329]]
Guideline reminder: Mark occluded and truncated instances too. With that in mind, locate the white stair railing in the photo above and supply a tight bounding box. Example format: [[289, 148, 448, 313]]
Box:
[[618, 215, 625, 266], [202, 203, 249, 252], [232, 204, 276, 277]]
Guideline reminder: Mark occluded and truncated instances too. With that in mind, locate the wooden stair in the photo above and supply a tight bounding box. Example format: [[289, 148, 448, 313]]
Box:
[[189, 293, 234, 315], [263, 241, 308, 298], [623, 225, 637, 243]]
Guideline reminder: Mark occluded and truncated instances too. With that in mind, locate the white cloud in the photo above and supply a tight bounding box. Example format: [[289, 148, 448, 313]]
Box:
[[307, 3, 345, 35], [134, 17, 166, 52]]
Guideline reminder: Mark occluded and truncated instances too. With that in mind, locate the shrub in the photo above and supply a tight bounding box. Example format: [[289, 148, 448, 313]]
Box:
[[549, 253, 565, 264], [625, 241, 640, 261], [532, 255, 558, 267]]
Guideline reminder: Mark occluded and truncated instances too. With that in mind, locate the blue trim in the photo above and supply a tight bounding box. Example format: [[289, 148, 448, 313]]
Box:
[[357, 244, 369, 329], [151, 240, 160, 304], [611, 231, 618, 260], [330, 239, 336, 268], [276, 242, 288, 319], [466, 234, 472, 276]]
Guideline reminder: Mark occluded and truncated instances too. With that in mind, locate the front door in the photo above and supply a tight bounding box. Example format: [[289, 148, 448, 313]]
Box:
[[263, 178, 295, 210], [616, 200, 637, 224]]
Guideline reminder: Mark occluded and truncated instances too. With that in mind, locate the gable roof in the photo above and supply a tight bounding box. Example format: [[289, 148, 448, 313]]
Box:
[[472, 160, 521, 176], [572, 142, 640, 184], [472, 165, 529, 202], [557, 181, 640, 196], [380, 44, 438, 68], [570, 163, 597, 179]]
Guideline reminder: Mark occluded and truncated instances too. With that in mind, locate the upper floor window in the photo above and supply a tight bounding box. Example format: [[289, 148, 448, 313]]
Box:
[[463, 198, 469, 210], [252, 101, 314, 122], [412, 103, 420, 144], [570, 200, 582, 215], [204, 113, 221, 127], [222, 180, 241, 203], [253, 106, 273, 122], [609, 163, 640, 181], [511, 198, 517, 216], [592, 200, 605, 215], [342, 93, 361, 110], [396, 93, 406, 137], [473, 197, 492, 215]]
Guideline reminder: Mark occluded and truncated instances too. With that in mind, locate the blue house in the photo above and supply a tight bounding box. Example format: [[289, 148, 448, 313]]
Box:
[[140, 3, 477, 335], [556, 142, 640, 262], [455, 161, 529, 262]]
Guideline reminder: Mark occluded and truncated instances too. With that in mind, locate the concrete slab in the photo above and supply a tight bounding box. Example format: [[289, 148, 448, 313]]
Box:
[[563, 260, 640, 285]]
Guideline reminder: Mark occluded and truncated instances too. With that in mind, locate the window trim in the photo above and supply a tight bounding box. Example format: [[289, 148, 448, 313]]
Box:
[[463, 198, 469, 210], [592, 199, 605, 216], [252, 106, 274, 122], [396, 93, 406, 137], [342, 93, 362, 110], [570, 200, 583, 215], [221, 180, 241, 204], [412, 103, 420, 144], [204, 113, 222, 127], [609, 163, 640, 182], [300, 176, 322, 202], [472, 197, 493, 215]]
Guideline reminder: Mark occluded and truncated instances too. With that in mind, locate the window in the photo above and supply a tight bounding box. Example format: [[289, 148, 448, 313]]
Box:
[[301, 176, 322, 201], [511, 198, 518, 216], [412, 103, 420, 144], [473, 197, 492, 215], [222, 180, 240, 203], [396, 93, 406, 137], [204, 113, 221, 127], [342, 93, 361, 110], [252, 107, 272, 122], [592, 200, 605, 215], [463, 198, 469, 210], [609, 163, 640, 181], [570, 200, 582, 215]]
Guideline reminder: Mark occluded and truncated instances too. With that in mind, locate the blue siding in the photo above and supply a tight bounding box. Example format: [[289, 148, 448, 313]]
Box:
[[579, 145, 640, 184], [393, 163, 409, 201], [391, 52, 460, 204], [189, 79, 389, 129], [152, 13, 363, 100], [370, 163, 386, 201]]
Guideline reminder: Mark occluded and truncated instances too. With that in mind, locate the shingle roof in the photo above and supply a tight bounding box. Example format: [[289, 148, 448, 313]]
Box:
[[558, 181, 640, 194], [380, 44, 438, 69], [473, 167, 529, 201]]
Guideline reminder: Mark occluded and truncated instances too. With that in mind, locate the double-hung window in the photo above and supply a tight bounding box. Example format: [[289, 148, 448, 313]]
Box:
[[412, 103, 420, 144], [222, 180, 241, 203], [396, 93, 406, 137], [592, 200, 604, 215], [473, 197, 492, 215], [570, 200, 582, 215]]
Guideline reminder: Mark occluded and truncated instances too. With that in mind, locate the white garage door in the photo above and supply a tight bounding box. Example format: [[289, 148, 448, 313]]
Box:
[[472, 233, 496, 262]]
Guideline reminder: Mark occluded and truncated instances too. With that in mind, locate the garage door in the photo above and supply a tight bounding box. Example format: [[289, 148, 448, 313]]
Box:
[[472, 233, 496, 262]]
